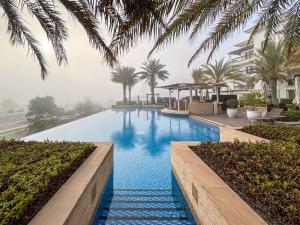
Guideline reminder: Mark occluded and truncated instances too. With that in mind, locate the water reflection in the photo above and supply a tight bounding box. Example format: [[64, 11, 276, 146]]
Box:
[[111, 109, 137, 149]]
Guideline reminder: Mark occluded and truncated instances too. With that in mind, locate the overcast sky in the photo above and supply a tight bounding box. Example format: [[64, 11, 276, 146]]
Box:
[[0, 9, 251, 109]]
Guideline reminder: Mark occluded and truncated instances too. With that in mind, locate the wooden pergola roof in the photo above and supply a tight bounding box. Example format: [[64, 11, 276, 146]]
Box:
[[157, 83, 228, 90]]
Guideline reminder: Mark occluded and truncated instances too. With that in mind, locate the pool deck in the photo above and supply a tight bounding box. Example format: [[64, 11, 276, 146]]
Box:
[[195, 112, 249, 129]]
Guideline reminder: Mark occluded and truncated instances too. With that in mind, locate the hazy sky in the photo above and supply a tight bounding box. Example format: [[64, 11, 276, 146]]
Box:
[[0, 8, 251, 109]]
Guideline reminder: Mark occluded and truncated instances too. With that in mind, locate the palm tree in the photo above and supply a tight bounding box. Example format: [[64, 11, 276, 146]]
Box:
[[111, 66, 137, 103], [253, 41, 286, 105], [127, 69, 139, 102], [139, 59, 169, 104], [191, 69, 207, 84], [149, 0, 300, 65], [201, 59, 244, 102], [0, 0, 118, 78]]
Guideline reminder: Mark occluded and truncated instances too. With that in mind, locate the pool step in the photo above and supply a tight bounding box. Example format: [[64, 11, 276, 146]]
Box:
[[93, 189, 196, 225]]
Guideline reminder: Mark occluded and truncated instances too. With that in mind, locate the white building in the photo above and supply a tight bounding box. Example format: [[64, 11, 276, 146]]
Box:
[[228, 27, 299, 100]]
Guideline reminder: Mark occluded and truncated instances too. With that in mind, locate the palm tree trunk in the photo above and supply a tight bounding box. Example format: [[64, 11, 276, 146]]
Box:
[[128, 86, 132, 103], [123, 84, 127, 103], [151, 86, 155, 104], [261, 81, 268, 101], [270, 78, 278, 105]]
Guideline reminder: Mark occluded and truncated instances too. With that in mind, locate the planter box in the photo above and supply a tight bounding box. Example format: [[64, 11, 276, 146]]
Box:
[[171, 142, 267, 225], [29, 142, 113, 225]]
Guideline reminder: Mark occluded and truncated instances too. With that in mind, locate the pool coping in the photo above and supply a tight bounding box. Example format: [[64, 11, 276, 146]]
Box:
[[29, 142, 113, 225], [172, 115, 268, 225], [171, 142, 267, 225]]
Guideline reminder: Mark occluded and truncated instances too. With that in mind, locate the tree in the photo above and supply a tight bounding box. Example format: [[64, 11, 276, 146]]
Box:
[[201, 59, 244, 102], [0, 1, 119, 79], [149, 0, 300, 65], [111, 66, 138, 103], [139, 59, 169, 103], [127, 71, 139, 102], [74, 100, 101, 116], [191, 69, 207, 84], [26, 96, 61, 118], [253, 41, 286, 105]]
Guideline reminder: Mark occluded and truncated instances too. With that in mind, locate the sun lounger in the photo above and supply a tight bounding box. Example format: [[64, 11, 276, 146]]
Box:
[[254, 108, 285, 125]]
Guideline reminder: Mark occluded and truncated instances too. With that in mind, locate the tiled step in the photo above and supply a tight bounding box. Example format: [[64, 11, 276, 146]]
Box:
[[96, 209, 187, 217], [93, 220, 195, 225], [93, 189, 196, 225], [101, 201, 186, 209]]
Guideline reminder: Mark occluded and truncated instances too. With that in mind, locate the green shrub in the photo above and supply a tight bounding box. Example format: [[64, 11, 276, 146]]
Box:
[[281, 110, 300, 121], [226, 99, 238, 108], [287, 104, 300, 110], [0, 140, 95, 225], [239, 92, 266, 109], [191, 141, 300, 225], [242, 124, 300, 144]]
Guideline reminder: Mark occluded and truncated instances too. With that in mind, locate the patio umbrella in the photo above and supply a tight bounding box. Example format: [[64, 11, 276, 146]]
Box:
[[293, 75, 300, 106]]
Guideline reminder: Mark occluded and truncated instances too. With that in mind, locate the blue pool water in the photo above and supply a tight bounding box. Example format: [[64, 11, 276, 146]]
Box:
[[25, 109, 220, 224]]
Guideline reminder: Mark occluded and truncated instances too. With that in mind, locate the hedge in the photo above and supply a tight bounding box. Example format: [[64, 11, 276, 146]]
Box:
[[0, 140, 96, 225], [241, 124, 300, 144], [281, 110, 300, 121], [191, 141, 300, 225]]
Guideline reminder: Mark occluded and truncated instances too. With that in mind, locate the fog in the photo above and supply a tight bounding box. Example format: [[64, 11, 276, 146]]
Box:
[[0, 9, 250, 109]]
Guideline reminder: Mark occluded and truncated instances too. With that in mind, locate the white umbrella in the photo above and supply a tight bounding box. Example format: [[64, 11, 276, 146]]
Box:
[[293, 75, 300, 106]]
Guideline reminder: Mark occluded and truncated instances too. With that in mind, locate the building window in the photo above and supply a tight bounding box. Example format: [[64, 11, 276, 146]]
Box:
[[245, 51, 253, 59]]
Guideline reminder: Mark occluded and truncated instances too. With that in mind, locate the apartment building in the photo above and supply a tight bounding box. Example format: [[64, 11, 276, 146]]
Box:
[[228, 27, 298, 100]]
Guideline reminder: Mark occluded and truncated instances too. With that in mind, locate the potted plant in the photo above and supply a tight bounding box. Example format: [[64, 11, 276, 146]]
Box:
[[240, 92, 265, 120], [226, 99, 239, 118]]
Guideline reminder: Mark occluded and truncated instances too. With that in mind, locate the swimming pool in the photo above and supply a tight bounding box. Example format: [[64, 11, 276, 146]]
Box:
[[25, 109, 220, 224]]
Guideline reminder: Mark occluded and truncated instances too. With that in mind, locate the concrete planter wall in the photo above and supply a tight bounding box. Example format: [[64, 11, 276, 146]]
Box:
[[171, 142, 267, 225], [29, 142, 113, 225]]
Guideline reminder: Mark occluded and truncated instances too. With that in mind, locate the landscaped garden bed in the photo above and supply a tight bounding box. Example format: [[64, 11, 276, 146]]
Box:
[[0, 140, 96, 225], [190, 141, 300, 225], [241, 124, 300, 144]]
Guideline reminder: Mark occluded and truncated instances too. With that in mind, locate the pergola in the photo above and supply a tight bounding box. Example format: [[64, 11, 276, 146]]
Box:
[[157, 82, 228, 110]]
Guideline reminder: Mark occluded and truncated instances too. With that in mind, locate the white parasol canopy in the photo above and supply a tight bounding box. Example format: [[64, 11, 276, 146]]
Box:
[[293, 75, 300, 106]]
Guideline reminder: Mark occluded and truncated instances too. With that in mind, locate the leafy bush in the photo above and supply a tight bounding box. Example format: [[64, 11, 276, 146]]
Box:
[[226, 99, 238, 108], [191, 141, 300, 225], [281, 110, 300, 121], [287, 104, 300, 111], [242, 124, 300, 144], [239, 92, 265, 109], [0, 140, 95, 225]]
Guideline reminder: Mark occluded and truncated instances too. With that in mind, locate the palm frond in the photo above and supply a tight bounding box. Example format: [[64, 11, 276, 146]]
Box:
[[0, 0, 47, 79]]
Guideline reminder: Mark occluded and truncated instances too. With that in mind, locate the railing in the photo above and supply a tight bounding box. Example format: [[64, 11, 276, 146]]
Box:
[[231, 53, 254, 62]]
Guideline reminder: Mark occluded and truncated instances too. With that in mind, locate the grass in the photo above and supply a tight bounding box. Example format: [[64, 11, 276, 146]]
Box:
[[0, 140, 96, 225], [191, 141, 300, 225], [241, 124, 300, 144]]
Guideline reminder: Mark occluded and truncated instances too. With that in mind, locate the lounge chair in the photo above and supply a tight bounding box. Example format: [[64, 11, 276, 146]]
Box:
[[254, 108, 285, 125]]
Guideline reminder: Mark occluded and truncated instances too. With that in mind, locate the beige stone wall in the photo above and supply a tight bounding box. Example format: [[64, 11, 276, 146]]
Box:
[[29, 142, 113, 225], [188, 102, 214, 115], [172, 142, 267, 225]]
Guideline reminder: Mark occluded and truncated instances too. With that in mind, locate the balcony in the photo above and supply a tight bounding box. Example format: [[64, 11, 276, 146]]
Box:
[[231, 53, 254, 63]]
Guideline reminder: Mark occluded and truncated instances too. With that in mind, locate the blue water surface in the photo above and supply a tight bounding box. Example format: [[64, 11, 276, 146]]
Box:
[[24, 109, 220, 224]]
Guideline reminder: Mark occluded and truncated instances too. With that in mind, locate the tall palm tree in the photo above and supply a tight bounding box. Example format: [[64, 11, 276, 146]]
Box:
[[253, 41, 286, 105], [126, 69, 139, 102], [139, 59, 169, 104], [149, 0, 300, 66], [111, 66, 137, 103], [201, 59, 244, 102]]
